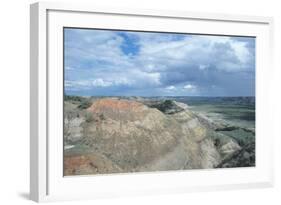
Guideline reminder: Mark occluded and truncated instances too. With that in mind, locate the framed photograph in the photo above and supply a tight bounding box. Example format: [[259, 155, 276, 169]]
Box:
[[30, 2, 274, 202]]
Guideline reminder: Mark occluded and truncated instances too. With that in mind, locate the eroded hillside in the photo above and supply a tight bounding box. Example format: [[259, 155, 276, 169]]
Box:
[[64, 97, 253, 176]]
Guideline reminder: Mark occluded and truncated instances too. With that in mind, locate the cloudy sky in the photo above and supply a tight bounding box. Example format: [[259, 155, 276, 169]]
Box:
[[64, 28, 255, 97]]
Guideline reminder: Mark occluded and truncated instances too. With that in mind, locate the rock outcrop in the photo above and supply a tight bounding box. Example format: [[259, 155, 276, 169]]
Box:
[[64, 98, 242, 175]]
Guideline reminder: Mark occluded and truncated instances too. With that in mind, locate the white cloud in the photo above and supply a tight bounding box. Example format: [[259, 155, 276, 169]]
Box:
[[92, 78, 113, 87], [230, 41, 251, 63], [166, 85, 176, 90], [65, 77, 134, 90], [199, 64, 208, 70], [141, 72, 161, 86], [113, 78, 133, 86], [64, 80, 92, 89], [136, 35, 253, 73], [184, 84, 196, 90], [65, 66, 74, 70]]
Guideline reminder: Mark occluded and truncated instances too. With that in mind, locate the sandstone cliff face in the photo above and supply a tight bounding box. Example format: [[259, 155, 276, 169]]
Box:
[[64, 98, 241, 175]]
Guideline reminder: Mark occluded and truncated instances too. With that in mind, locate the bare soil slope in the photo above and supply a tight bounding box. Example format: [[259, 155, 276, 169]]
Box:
[[64, 98, 241, 175]]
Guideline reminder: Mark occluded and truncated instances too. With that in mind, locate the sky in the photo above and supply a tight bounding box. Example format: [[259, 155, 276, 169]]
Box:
[[64, 28, 255, 97]]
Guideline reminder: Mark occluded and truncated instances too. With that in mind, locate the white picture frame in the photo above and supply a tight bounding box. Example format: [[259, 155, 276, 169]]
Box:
[[30, 1, 274, 202]]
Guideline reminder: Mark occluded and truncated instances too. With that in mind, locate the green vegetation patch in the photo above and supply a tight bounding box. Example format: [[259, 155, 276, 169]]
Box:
[[64, 95, 93, 109], [149, 100, 183, 114], [219, 128, 254, 146], [78, 100, 92, 109]]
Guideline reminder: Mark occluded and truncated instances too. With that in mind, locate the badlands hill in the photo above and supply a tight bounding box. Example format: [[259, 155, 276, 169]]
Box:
[[64, 97, 252, 175]]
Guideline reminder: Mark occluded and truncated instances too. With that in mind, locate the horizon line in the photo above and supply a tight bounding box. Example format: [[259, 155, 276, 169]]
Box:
[[64, 94, 255, 98]]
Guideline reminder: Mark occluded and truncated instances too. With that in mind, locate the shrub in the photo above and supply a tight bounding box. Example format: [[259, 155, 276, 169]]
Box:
[[78, 100, 92, 109], [151, 100, 175, 113], [85, 112, 94, 122], [64, 95, 83, 102], [99, 113, 105, 120]]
